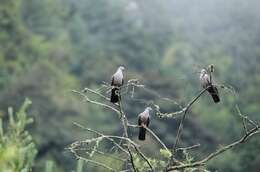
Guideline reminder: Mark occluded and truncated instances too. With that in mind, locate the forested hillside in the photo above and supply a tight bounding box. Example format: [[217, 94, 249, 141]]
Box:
[[0, 0, 260, 171]]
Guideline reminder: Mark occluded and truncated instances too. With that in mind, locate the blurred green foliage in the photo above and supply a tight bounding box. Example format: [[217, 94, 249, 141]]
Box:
[[0, 0, 259, 171], [0, 99, 37, 172], [0, 100, 88, 172]]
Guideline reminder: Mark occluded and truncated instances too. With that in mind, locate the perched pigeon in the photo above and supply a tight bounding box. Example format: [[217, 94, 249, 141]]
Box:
[[138, 107, 151, 140], [200, 69, 220, 103], [110, 66, 125, 103]]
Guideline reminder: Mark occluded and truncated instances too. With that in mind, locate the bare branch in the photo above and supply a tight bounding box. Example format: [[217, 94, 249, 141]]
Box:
[[72, 122, 129, 154], [133, 145, 154, 172], [117, 92, 139, 172], [71, 76, 260, 172], [236, 105, 258, 127], [128, 123, 183, 166], [69, 147, 118, 172], [128, 147, 138, 172], [72, 90, 121, 116], [84, 159, 118, 172], [82, 87, 110, 101], [167, 124, 260, 171], [128, 123, 169, 153], [176, 144, 201, 152], [173, 87, 209, 152]]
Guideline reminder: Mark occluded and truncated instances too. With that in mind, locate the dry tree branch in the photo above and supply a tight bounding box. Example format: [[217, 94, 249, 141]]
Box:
[[72, 88, 154, 171], [78, 96, 148, 169], [127, 124, 168, 151], [71, 76, 260, 172], [128, 148, 138, 172], [164, 65, 236, 168], [173, 86, 209, 152], [133, 145, 154, 171], [236, 105, 258, 127], [176, 144, 201, 152], [119, 78, 183, 111], [73, 83, 206, 171], [161, 86, 209, 170], [118, 93, 154, 172], [77, 157, 117, 172], [155, 87, 209, 119], [69, 122, 142, 172], [128, 123, 185, 168], [72, 122, 130, 154], [82, 87, 110, 101], [171, 65, 240, 153], [73, 148, 127, 162], [167, 124, 260, 171], [68, 139, 118, 172], [117, 94, 138, 172], [72, 90, 121, 115], [73, 84, 154, 171]]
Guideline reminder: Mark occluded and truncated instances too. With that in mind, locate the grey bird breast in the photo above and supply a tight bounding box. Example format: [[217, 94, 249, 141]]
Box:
[[200, 73, 210, 88], [139, 111, 149, 123], [112, 71, 123, 86]]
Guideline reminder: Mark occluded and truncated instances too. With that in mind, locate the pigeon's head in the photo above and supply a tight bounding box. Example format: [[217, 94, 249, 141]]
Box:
[[200, 69, 207, 75], [146, 107, 152, 112], [118, 66, 125, 71]]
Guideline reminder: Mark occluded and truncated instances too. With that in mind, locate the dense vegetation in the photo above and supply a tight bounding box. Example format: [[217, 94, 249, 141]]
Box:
[[0, 0, 259, 171]]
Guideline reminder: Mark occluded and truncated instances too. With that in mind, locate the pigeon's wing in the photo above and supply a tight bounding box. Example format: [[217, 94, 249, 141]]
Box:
[[146, 117, 150, 127], [200, 73, 211, 88], [122, 77, 124, 86], [205, 74, 211, 84], [138, 114, 142, 125], [111, 75, 115, 86]]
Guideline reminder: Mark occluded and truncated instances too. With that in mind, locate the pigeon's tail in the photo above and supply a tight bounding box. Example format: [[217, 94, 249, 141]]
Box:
[[111, 88, 119, 103], [138, 127, 146, 141], [207, 86, 220, 103]]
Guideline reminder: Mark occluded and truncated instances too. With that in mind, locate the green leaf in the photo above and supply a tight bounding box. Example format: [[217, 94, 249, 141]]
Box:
[[160, 149, 172, 159]]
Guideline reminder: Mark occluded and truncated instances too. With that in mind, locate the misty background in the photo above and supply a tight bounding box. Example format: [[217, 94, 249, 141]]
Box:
[[0, 0, 260, 171]]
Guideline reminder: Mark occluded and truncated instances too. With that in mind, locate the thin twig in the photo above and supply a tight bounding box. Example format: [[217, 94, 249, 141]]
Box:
[[236, 105, 258, 127], [133, 145, 154, 172], [82, 87, 110, 101], [176, 144, 201, 152], [128, 123, 183, 166], [167, 125, 260, 171], [71, 81, 260, 172], [128, 123, 169, 152], [173, 87, 209, 152], [69, 149, 118, 172], [81, 158, 117, 172], [73, 122, 129, 154], [117, 91, 139, 172], [72, 90, 121, 115], [117, 97, 154, 172], [128, 147, 138, 172], [164, 87, 210, 171]]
